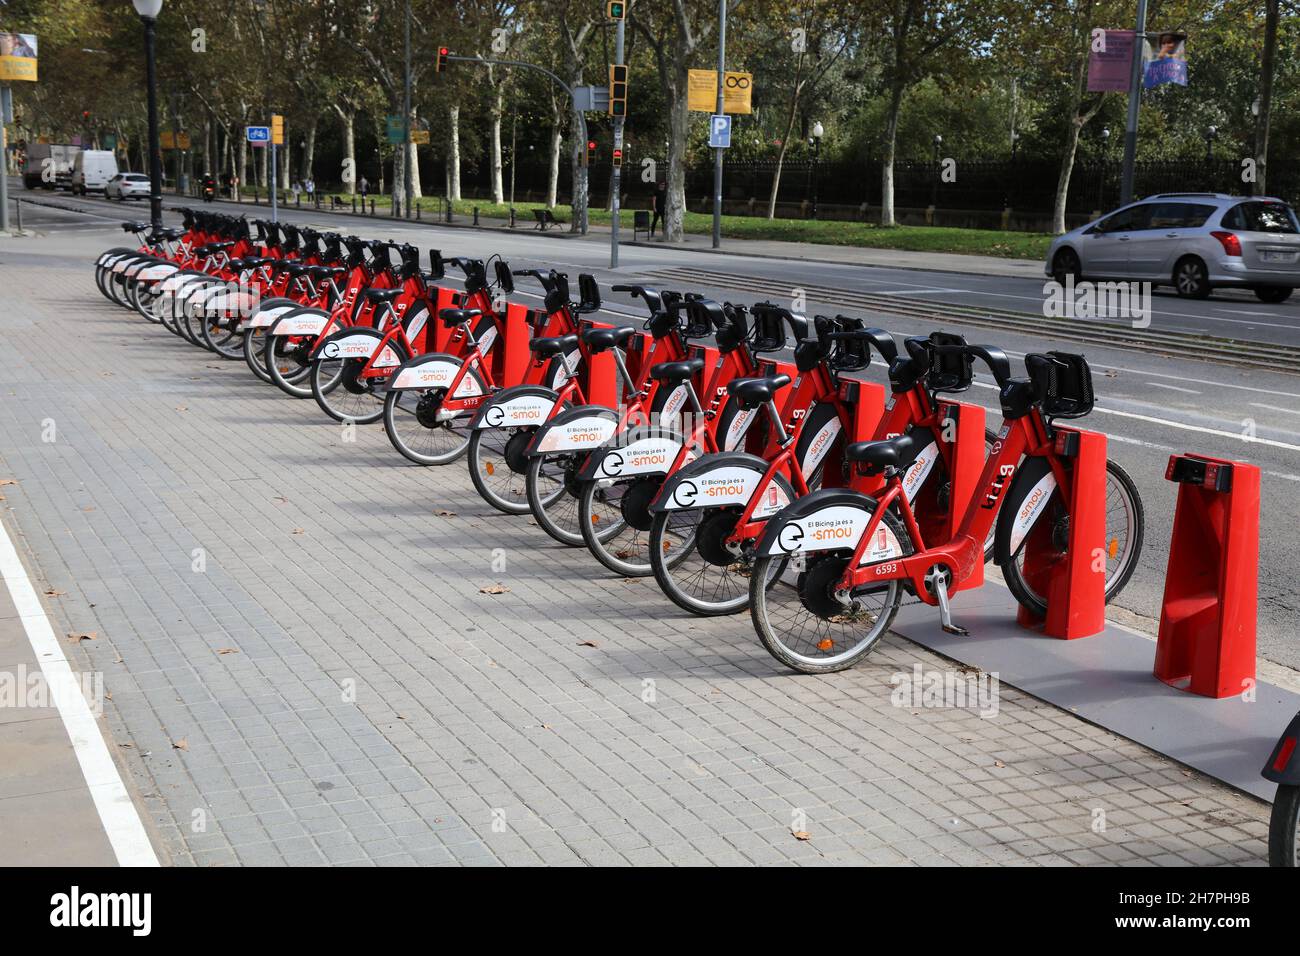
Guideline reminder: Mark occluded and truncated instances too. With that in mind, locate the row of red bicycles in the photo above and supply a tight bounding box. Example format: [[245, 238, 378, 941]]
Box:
[[94, 210, 1145, 674]]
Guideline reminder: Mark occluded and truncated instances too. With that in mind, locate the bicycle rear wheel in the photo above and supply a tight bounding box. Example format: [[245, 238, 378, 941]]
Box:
[[750, 548, 904, 674], [468, 428, 535, 513]]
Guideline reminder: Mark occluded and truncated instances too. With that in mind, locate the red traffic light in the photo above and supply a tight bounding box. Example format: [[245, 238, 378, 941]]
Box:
[[587, 140, 597, 150], [436, 47, 449, 73]]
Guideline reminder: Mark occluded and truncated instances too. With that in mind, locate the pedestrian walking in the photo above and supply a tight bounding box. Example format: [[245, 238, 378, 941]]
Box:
[[359, 175, 369, 199], [305, 178, 315, 201]]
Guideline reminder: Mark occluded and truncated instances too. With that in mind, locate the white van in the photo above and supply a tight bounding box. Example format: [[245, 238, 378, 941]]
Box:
[[71, 150, 119, 195]]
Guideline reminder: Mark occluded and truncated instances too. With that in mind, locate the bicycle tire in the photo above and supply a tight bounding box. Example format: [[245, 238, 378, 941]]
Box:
[[1269, 784, 1300, 866]]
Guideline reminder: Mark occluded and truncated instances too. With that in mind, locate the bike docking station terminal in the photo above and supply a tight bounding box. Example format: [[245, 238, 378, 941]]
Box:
[[1155, 454, 1261, 700], [880, 438, 1288, 801]]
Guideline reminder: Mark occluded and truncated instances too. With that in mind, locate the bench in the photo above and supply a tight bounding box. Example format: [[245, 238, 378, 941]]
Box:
[[533, 208, 566, 231]]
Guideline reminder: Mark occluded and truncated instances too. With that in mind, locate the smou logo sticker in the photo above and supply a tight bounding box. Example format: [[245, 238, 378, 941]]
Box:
[[666, 466, 789, 516], [318, 336, 401, 367], [596, 436, 691, 478], [391, 360, 483, 394], [1007, 471, 1058, 553], [770, 505, 902, 558], [481, 395, 555, 428], [535, 417, 618, 452]]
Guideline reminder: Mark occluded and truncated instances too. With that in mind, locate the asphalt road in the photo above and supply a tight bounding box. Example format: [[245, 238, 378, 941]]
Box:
[[8, 189, 1299, 675]]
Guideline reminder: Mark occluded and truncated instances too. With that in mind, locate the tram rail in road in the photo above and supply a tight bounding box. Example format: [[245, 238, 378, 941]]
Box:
[[644, 267, 1300, 376]]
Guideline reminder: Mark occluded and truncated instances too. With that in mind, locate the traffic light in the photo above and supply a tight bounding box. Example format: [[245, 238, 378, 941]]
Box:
[[608, 64, 627, 117], [82, 110, 91, 121], [612, 148, 623, 169], [436, 47, 449, 73], [271, 114, 284, 146], [585, 140, 597, 167], [606, 1, 626, 19]]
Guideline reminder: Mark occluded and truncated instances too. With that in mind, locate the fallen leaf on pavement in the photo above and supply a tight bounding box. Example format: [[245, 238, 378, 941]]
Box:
[[67, 632, 97, 643], [994, 759, 1006, 768], [292, 528, 305, 535], [172, 738, 188, 751], [577, 640, 599, 648], [0, 479, 17, 486], [216, 648, 239, 655], [479, 584, 510, 594], [44, 588, 65, 596], [435, 509, 456, 517], [793, 831, 811, 841]]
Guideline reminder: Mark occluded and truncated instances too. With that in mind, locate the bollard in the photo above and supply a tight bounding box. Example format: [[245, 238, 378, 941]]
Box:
[[445, 198, 452, 224], [352, 197, 357, 214], [416, 201, 421, 221], [370, 199, 375, 216], [393, 198, 401, 218], [473, 206, 479, 226], [1154, 454, 1260, 698], [14, 198, 21, 232], [509, 207, 516, 229], [296, 193, 301, 207]]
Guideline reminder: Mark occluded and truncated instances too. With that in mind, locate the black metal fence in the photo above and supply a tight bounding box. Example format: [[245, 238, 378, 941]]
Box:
[[453, 154, 1296, 231]]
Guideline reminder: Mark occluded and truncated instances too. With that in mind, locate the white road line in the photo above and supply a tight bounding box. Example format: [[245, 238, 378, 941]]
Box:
[[1250, 402, 1300, 417], [1091, 406, 1300, 452], [1266, 470, 1300, 483], [872, 288, 962, 296], [0, 516, 160, 868], [967, 378, 1300, 451], [1145, 381, 1201, 395]]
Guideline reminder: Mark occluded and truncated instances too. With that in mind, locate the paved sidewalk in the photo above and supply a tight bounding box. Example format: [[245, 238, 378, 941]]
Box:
[[0, 227, 1272, 866], [0, 567, 119, 865]]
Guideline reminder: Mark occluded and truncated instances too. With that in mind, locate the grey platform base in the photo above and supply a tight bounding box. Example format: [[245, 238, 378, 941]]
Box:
[[890, 584, 1295, 803]]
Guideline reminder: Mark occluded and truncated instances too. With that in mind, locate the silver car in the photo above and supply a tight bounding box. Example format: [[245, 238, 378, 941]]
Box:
[[1045, 193, 1300, 303]]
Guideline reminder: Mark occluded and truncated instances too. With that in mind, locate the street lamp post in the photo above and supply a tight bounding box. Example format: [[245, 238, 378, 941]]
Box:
[[809, 121, 823, 220], [133, 0, 164, 231], [1098, 126, 1110, 212]]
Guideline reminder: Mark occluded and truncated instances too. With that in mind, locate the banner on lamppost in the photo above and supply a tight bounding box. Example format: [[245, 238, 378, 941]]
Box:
[[687, 69, 753, 114], [0, 33, 38, 82], [1144, 32, 1188, 89], [1086, 29, 1135, 92]]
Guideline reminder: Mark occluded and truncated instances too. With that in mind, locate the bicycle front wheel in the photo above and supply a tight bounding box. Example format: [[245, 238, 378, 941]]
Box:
[[1270, 784, 1300, 866], [1002, 458, 1144, 617]]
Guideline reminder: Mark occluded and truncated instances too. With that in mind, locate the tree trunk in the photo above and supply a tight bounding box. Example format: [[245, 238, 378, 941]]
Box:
[[490, 91, 505, 205], [547, 123, 562, 208], [767, 140, 791, 220], [300, 120, 317, 181], [664, 60, 690, 242], [879, 81, 904, 226], [1053, 121, 1083, 235], [407, 108, 422, 199], [338, 108, 355, 194], [1255, 0, 1279, 194], [448, 105, 462, 201]]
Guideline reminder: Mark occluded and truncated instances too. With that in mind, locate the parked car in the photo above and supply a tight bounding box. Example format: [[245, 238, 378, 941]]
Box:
[[1045, 193, 1300, 303], [71, 150, 119, 195], [105, 172, 152, 201]]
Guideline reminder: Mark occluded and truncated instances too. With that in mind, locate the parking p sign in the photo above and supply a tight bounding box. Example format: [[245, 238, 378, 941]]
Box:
[[246, 126, 270, 145], [709, 114, 731, 149]]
